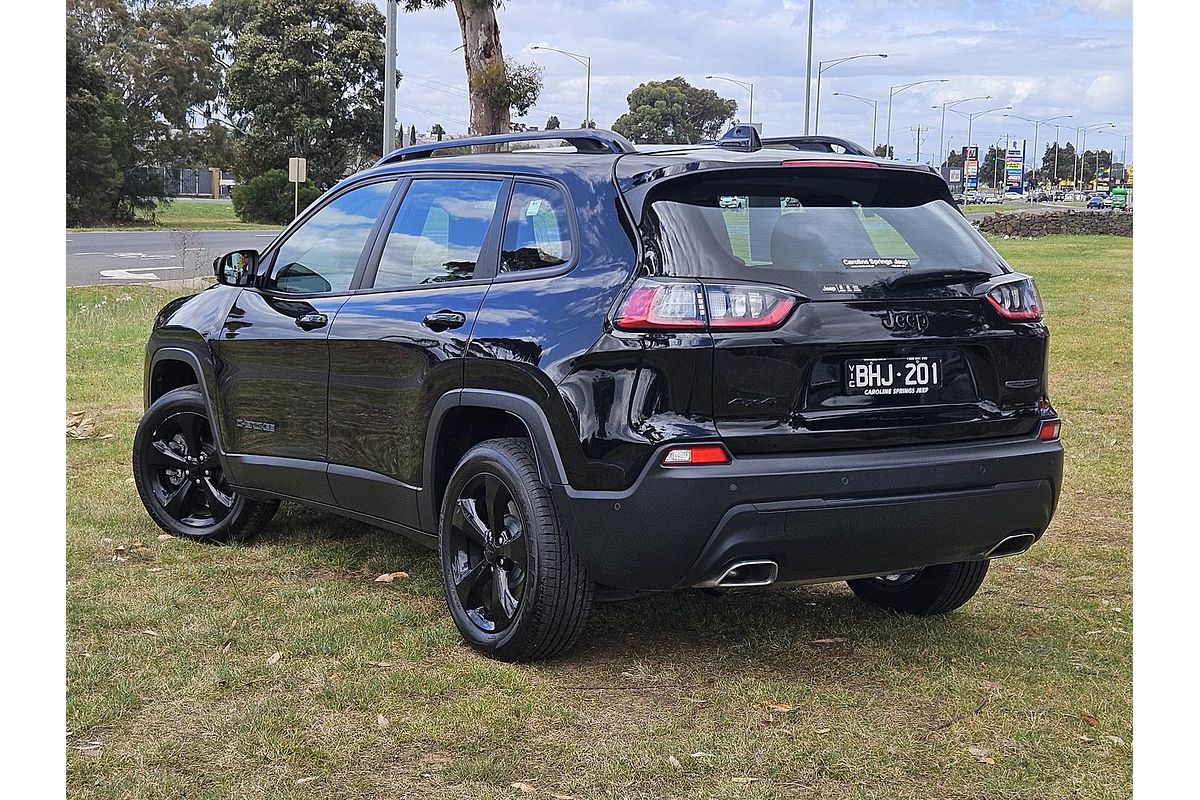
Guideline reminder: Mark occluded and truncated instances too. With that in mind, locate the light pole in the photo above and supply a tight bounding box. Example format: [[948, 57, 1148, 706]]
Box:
[[803, 0, 815, 133], [1073, 122, 1116, 190], [383, 0, 397, 153], [932, 95, 990, 171], [949, 104, 1012, 152], [886, 79, 948, 158], [814, 53, 887, 134], [1099, 129, 1131, 184], [831, 91, 878, 150], [706, 75, 754, 125], [530, 45, 592, 128], [1004, 113, 1072, 189]]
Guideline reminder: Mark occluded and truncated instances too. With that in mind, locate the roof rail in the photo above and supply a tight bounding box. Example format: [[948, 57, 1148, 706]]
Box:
[[760, 135, 875, 157], [375, 128, 637, 165]]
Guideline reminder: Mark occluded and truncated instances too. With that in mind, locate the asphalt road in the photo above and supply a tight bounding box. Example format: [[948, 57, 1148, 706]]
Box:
[[66, 229, 281, 287]]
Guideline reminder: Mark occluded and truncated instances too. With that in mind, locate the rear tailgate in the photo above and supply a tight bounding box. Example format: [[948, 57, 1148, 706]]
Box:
[[632, 163, 1051, 453]]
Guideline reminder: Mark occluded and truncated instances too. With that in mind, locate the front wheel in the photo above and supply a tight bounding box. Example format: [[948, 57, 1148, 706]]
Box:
[[847, 560, 989, 615], [438, 438, 593, 662], [132, 386, 278, 543]]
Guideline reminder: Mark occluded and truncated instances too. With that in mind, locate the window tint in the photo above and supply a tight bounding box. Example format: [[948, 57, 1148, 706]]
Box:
[[373, 178, 503, 288], [501, 182, 573, 272], [268, 181, 396, 294]]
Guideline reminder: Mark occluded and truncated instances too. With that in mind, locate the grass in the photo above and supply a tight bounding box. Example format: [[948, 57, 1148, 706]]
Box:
[[66, 234, 1131, 799], [72, 198, 278, 232]]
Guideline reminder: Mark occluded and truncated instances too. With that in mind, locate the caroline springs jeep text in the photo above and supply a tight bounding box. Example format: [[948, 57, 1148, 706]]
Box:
[[133, 128, 1063, 661]]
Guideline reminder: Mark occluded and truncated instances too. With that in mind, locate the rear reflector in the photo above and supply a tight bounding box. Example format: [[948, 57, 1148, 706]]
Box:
[[614, 279, 799, 332], [1038, 420, 1061, 441], [661, 444, 732, 466]]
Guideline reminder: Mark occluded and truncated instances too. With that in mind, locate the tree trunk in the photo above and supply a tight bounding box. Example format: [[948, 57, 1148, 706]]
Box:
[[453, 0, 508, 141]]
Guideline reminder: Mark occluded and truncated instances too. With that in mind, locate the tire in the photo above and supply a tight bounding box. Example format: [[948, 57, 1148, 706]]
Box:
[[132, 386, 278, 543], [438, 437, 593, 662], [847, 560, 989, 615]]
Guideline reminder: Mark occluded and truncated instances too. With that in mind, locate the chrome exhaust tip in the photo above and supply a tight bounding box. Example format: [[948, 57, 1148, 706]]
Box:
[[985, 532, 1037, 559], [695, 559, 779, 589]]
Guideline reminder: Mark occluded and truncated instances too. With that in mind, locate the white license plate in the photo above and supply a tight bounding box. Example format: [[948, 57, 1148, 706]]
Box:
[[845, 357, 943, 397]]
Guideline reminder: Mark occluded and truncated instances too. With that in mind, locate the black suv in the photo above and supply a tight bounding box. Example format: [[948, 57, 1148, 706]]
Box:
[[133, 127, 1063, 661]]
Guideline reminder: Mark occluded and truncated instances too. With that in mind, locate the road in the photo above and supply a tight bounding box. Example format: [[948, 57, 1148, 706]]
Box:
[[66, 229, 281, 287]]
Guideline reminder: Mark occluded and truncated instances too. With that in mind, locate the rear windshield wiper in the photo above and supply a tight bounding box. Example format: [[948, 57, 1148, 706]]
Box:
[[881, 269, 994, 289]]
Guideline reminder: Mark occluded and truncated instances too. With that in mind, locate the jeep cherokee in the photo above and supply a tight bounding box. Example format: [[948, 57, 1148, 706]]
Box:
[[133, 127, 1063, 662]]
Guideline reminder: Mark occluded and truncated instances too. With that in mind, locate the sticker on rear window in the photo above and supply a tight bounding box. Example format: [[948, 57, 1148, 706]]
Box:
[[842, 258, 910, 269], [821, 283, 862, 293], [525, 199, 543, 216]]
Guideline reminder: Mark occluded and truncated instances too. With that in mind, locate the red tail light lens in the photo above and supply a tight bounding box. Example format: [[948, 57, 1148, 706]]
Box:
[[661, 444, 732, 466], [614, 279, 798, 332], [1038, 420, 1061, 441], [781, 159, 880, 169], [986, 276, 1044, 321]]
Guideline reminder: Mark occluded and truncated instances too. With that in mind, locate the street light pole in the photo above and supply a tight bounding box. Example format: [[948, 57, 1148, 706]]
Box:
[[1073, 122, 1116, 190], [831, 91, 878, 150], [933, 95, 990, 171], [803, 0, 815, 133], [383, 0, 397, 153], [706, 75, 755, 125], [1004, 113, 1072, 189], [530, 45, 592, 127], [814, 53, 887, 134], [885, 78, 948, 158]]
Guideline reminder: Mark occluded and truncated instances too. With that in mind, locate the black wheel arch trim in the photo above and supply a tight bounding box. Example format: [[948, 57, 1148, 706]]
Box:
[[421, 389, 570, 528], [146, 346, 232, 475]]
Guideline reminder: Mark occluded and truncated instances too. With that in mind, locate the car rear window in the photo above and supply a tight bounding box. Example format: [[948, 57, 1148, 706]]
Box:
[[638, 168, 1006, 297]]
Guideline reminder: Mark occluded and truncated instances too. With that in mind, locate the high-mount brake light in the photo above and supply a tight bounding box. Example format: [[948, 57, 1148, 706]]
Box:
[[985, 276, 1044, 322], [613, 280, 798, 332], [661, 444, 732, 466], [1038, 420, 1061, 442], [780, 160, 880, 169]]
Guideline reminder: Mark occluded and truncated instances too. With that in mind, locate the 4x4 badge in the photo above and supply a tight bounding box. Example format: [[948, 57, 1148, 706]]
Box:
[[881, 309, 929, 332]]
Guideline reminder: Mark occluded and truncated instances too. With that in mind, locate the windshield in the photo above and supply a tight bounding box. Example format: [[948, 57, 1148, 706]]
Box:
[[639, 168, 1007, 298]]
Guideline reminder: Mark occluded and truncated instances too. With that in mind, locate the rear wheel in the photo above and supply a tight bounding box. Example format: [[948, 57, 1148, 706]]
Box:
[[847, 560, 989, 615], [439, 438, 593, 661], [133, 386, 277, 543]]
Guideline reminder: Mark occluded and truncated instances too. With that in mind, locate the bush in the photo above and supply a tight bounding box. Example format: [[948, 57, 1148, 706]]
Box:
[[231, 169, 322, 225]]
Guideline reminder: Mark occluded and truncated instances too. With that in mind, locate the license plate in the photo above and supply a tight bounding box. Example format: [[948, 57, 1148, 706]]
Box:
[[844, 357, 943, 397]]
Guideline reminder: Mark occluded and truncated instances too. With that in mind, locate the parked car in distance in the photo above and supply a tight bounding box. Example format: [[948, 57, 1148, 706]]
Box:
[[132, 127, 1063, 662], [1087, 194, 1105, 209], [951, 192, 965, 205]]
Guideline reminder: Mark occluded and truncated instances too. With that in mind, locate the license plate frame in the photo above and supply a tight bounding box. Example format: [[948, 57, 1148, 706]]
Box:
[[844, 356, 944, 398]]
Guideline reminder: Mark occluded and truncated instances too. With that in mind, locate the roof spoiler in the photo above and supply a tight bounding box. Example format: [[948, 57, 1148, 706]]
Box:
[[375, 128, 637, 165], [760, 135, 875, 157]]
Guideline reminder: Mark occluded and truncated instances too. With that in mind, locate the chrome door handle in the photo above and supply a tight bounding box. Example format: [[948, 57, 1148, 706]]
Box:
[[422, 310, 467, 331], [296, 312, 328, 331]]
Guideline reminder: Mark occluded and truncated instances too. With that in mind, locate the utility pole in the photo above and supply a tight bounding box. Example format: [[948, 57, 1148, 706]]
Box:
[[383, 0, 397, 154], [910, 125, 930, 163]]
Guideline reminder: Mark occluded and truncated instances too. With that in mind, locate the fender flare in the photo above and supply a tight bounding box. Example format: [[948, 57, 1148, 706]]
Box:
[[147, 346, 231, 466], [420, 389, 570, 526]]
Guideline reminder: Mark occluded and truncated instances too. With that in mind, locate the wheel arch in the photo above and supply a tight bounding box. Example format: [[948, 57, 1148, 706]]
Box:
[[422, 389, 569, 530], [146, 347, 228, 459]]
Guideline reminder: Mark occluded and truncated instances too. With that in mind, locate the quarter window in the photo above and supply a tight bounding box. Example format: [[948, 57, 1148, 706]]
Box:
[[267, 181, 396, 294], [373, 178, 504, 288], [501, 182, 573, 272]]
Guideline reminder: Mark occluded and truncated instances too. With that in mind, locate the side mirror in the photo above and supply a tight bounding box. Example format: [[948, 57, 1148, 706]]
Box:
[[214, 250, 259, 286]]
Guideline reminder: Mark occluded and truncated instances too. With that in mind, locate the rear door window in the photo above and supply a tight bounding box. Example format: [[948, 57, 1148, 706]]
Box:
[[500, 182, 574, 272], [641, 168, 1005, 297]]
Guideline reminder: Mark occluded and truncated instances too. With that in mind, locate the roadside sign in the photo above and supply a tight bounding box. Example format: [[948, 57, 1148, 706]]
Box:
[[962, 146, 979, 191], [288, 157, 307, 183]]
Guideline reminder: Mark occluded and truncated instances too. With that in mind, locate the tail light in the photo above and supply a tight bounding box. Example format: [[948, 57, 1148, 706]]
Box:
[[1038, 420, 1061, 441], [614, 279, 799, 332], [985, 276, 1044, 321], [661, 444, 732, 466]]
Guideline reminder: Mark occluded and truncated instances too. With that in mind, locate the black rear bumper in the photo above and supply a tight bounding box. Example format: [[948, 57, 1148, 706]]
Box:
[[552, 436, 1063, 591]]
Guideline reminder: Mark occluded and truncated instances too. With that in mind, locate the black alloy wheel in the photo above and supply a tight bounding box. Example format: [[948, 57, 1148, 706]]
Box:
[[133, 386, 277, 542], [446, 471, 530, 633]]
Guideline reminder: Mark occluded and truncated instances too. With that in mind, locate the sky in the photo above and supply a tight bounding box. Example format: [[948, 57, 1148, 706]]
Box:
[[374, 0, 1133, 165]]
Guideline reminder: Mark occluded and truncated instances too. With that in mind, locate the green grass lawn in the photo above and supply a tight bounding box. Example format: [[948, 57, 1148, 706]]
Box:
[[66, 235, 1132, 799], [73, 198, 277, 232]]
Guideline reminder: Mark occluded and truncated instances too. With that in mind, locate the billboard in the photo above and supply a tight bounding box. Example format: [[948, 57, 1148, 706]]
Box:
[[962, 146, 979, 190], [1005, 141, 1024, 193]]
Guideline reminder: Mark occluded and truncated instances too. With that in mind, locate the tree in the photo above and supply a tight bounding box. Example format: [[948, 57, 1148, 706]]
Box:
[[404, 2, 543, 138], [545, 115, 560, 130], [209, 0, 391, 186], [431, 123, 446, 140], [66, 30, 128, 225], [980, 145, 1006, 189], [940, 149, 963, 172], [1039, 141, 1076, 187], [611, 77, 736, 144], [873, 144, 894, 159], [409, 124, 417, 146]]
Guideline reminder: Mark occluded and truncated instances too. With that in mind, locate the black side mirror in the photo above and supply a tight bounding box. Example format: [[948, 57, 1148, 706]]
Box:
[[214, 250, 259, 286]]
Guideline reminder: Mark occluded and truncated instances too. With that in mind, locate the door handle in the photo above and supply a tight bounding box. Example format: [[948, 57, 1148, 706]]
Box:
[[422, 310, 467, 331], [296, 312, 328, 331]]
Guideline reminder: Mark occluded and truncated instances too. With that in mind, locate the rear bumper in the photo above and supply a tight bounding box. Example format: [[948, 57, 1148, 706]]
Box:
[[552, 436, 1063, 591]]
